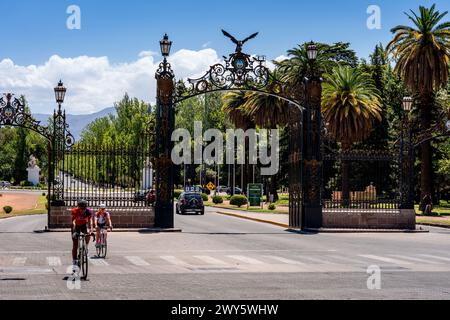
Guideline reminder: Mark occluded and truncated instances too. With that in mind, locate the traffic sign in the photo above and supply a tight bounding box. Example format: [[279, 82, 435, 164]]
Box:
[[207, 182, 216, 191]]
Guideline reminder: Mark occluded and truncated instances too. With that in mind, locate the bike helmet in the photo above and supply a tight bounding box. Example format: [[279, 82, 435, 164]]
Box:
[[77, 199, 88, 208]]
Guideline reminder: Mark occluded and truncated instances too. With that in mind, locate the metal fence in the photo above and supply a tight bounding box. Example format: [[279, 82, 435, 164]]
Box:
[[53, 139, 154, 208], [322, 149, 400, 212]]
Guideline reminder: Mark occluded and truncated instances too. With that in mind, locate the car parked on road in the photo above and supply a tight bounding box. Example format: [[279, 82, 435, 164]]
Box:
[[176, 192, 205, 215], [0, 181, 11, 188]]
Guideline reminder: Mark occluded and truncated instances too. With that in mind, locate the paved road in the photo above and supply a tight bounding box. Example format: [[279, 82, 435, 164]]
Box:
[[0, 208, 450, 299]]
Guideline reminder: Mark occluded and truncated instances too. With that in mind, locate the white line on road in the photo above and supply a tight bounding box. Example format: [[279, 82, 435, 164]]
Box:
[[12, 257, 27, 266], [125, 256, 150, 266], [160, 256, 190, 266], [359, 255, 413, 265], [227, 255, 264, 265], [193, 256, 228, 265], [46, 257, 62, 267], [89, 258, 109, 266], [418, 254, 450, 262], [389, 255, 443, 264], [263, 256, 305, 265]]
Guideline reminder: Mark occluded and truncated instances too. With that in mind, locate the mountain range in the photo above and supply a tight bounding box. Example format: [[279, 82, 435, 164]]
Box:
[[33, 107, 116, 141]]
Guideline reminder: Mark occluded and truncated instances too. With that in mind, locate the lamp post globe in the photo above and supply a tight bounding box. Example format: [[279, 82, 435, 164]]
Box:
[[54, 80, 66, 106], [307, 41, 318, 61], [160, 34, 172, 57], [402, 97, 413, 112]]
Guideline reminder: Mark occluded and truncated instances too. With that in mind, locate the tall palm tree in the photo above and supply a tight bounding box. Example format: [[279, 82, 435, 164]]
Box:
[[387, 4, 450, 200], [222, 91, 255, 195], [322, 66, 383, 205]]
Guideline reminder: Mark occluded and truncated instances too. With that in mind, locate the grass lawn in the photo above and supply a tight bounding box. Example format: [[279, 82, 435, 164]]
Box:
[[0, 195, 47, 219]]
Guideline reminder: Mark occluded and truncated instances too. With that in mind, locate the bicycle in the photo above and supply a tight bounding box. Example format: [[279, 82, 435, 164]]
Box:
[[96, 226, 110, 258], [74, 231, 92, 280]]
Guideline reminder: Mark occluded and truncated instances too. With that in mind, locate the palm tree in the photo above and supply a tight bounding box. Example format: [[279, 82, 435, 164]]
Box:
[[387, 4, 450, 200], [222, 91, 255, 195], [322, 66, 383, 205]]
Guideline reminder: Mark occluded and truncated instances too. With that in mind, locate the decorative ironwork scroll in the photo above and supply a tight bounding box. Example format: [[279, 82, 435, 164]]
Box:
[[0, 93, 52, 140]]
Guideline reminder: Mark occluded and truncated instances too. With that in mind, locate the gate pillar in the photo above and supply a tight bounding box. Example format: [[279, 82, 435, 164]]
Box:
[[155, 35, 175, 229], [302, 77, 323, 229]]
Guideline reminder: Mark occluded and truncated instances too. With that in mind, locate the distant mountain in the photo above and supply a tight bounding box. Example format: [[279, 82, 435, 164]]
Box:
[[33, 107, 116, 141]]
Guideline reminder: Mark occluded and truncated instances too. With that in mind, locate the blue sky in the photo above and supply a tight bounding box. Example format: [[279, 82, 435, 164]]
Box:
[[2, 0, 448, 64], [0, 0, 448, 114]]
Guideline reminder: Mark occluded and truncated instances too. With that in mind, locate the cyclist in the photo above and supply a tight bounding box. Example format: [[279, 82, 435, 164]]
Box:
[[94, 203, 113, 248], [71, 200, 93, 266]]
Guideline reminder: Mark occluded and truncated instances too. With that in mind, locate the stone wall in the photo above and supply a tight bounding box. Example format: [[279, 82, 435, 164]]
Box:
[[49, 206, 155, 229], [322, 209, 416, 230]]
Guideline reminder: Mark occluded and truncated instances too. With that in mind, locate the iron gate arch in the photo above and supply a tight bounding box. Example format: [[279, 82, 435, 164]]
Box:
[[0, 92, 75, 225], [154, 33, 313, 230]]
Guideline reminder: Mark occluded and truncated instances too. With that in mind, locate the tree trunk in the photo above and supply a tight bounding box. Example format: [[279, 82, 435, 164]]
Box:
[[419, 93, 434, 201]]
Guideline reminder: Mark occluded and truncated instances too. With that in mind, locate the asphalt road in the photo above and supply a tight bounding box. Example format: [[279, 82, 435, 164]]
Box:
[[1, 207, 450, 300]]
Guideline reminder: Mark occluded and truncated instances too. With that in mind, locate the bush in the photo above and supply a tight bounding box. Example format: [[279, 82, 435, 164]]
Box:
[[212, 196, 224, 204], [173, 190, 183, 199], [201, 193, 209, 202], [230, 195, 248, 208], [20, 180, 34, 187], [268, 203, 276, 211], [42, 192, 46, 197], [3, 206, 13, 214]]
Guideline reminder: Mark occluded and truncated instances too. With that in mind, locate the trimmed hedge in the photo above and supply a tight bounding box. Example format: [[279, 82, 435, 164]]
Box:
[[212, 196, 224, 204], [268, 203, 276, 211], [3, 206, 13, 214], [201, 193, 209, 202], [230, 195, 248, 208]]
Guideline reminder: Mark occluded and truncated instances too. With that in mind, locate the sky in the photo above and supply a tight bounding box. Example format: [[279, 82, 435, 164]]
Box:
[[0, 0, 448, 114]]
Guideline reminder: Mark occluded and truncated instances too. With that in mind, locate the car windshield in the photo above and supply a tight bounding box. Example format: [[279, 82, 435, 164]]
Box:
[[184, 194, 202, 201]]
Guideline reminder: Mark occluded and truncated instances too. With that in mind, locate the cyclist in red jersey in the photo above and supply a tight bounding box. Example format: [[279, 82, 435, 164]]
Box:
[[71, 200, 93, 265]]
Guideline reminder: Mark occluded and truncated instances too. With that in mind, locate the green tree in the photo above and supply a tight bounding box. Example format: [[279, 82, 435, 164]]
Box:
[[322, 66, 383, 204], [387, 4, 450, 200]]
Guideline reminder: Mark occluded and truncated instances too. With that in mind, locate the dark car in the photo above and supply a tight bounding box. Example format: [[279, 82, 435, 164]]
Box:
[[227, 187, 242, 195], [176, 192, 205, 215], [0, 181, 11, 188], [134, 190, 149, 202]]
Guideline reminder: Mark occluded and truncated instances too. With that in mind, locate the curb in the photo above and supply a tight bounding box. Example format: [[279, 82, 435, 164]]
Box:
[[36, 228, 182, 233], [216, 211, 289, 228], [417, 223, 450, 230], [216, 212, 430, 233]]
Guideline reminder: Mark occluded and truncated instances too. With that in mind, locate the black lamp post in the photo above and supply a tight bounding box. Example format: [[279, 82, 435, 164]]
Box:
[[302, 41, 324, 230], [400, 96, 414, 210]]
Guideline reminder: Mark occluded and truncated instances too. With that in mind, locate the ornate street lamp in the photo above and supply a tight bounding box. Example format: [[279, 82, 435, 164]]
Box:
[[307, 41, 318, 61], [160, 34, 172, 58], [402, 96, 413, 112], [54, 80, 67, 107]]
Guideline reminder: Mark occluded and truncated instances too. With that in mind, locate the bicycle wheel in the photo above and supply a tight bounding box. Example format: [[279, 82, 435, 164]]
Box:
[[81, 244, 88, 279], [101, 236, 107, 258]]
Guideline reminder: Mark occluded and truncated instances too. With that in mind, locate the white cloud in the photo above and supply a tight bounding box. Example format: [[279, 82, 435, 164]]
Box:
[[0, 48, 220, 114]]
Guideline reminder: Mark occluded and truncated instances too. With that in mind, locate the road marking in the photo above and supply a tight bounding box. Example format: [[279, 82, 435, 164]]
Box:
[[193, 256, 228, 265], [359, 255, 412, 265], [12, 257, 27, 266], [327, 255, 369, 265], [227, 255, 264, 265], [125, 256, 150, 266], [89, 258, 109, 266], [389, 255, 443, 264], [296, 256, 335, 264], [46, 257, 62, 267], [418, 254, 450, 262], [263, 256, 305, 265], [159, 256, 190, 266]]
